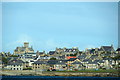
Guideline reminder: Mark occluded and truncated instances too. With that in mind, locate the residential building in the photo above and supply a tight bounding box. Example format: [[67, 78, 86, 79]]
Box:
[[32, 61, 49, 71]]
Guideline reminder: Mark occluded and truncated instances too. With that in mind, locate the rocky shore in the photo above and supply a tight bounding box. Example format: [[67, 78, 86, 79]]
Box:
[[1, 70, 119, 77]]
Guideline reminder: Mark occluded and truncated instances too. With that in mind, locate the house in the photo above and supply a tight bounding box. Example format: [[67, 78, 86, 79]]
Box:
[[58, 55, 65, 60], [46, 60, 67, 71], [66, 58, 82, 70], [103, 58, 112, 69], [0, 60, 2, 70], [66, 56, 76, 59], [67, 58, 78, 64], [94, 60, 104, 68], [89, 55, 98, 60], [55, 48, 64, 54], [32, 61, 48, 71], [77, 54, 87, 60], [48, 51, 56, 56], [56, 47, 79, 54], [71, 61, 83, 70], [0, 52, 11, 57], [6, 60, 24, 70], [54, 60, 67, 71], [14, 42, 34, 56], [20, 52, 36, 62], [47, 60, 58, 66], [36, 51, 46, 56], [99, 45, 115, 53], [86, 61, 98, 69], [34, 55, 51, 60], [116, 48, 120, 54], [55, 47, 79, 57], [82, 59, 90, 64]]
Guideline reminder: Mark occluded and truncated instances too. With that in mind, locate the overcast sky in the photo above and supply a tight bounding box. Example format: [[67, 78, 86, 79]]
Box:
[[2, 2, 118, 53]]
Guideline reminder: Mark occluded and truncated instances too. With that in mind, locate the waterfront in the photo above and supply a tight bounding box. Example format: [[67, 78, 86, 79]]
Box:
[[1, 76, 120, 80], [1, 70, 120, 77]]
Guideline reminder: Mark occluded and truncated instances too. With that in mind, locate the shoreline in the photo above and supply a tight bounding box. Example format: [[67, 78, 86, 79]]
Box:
[[1, 70, 120, 77]]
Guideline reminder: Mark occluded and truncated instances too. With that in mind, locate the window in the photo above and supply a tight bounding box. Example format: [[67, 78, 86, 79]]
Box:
[[63, 67, 65, 68]]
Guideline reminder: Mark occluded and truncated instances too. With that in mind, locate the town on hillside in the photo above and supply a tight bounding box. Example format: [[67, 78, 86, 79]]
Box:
[[0, 42, 120, 71]]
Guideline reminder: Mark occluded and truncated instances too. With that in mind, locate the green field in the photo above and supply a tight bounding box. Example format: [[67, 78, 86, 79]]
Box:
[[55, 69, 119, 73]]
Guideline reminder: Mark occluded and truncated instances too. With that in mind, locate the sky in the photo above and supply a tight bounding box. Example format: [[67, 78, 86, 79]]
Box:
[[2, 2, 118, 53]]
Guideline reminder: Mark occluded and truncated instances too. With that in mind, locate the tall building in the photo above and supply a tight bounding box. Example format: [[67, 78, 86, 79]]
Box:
[[14, 42, 34, 55]]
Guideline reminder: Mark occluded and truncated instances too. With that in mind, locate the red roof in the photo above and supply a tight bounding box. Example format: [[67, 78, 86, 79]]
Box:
[[66, 56, 76, 59]]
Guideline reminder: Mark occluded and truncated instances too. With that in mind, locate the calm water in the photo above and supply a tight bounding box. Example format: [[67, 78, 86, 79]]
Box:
[[1, 76, 120, 80]]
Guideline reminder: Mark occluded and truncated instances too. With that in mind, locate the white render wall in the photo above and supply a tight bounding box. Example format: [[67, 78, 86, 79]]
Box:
[[7, 65, 23, 70]]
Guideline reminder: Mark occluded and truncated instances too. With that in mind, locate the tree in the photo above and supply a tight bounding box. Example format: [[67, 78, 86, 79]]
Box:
[[50, 57, 56, 60], [2, 57, 8, 64], [9, 55, 19, 57], [23, 67, 32, 70], [70, 53, 77, 56]]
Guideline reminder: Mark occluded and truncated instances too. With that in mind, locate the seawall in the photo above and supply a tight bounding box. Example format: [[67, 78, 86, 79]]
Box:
[[1, 70, 119, 77]]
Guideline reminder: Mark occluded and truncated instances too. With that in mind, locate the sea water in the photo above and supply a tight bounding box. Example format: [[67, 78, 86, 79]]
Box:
[[1, 76, 120, 80]]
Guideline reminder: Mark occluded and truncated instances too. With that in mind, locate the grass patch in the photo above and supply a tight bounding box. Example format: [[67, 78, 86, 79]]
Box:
[[49, 69, 119, 73]]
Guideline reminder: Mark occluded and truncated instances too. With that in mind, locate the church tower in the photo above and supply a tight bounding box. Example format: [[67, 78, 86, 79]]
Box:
[[24, 42, 29, 48]]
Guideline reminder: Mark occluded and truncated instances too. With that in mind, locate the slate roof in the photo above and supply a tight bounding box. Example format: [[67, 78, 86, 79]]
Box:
[[90, 49, 95, 53], [59, 55, 65, 59], [39, 52, 44, 54], [56, 61, 66, 64], [116, 48, 120, 51], [103, 58, 113, 61], [8, 62, 22, 65], [82, 59, 90, 62], [49, 51, 55, 55], [94, 60, 104, 63], [8, 57, 19, 62], [47, 60, 58, 64], [100, 46, 114, 52], [65, 48, 77, 52], [90, 55, 98, 59], [8, 60, 24, 65], [88, 61, 98, 64], [72, 61, 83, 65], [30, 60, 34, 62], [60, 60, 68, 63], [93, 60, 99, 63], [34, 56, 38, 60], [98, 60, 104, 63], [24, 53, 36, 54], [67, 58, 77, 61], [88, 60, 92, 63], [33, 61, 47, 64], [77, 54, 86, 59], [33, 60, 67, 65]]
